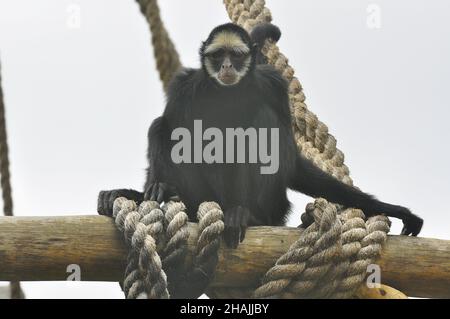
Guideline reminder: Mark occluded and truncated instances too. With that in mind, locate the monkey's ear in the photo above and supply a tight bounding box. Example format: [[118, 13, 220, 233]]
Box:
[[199, 41, 207, 55]]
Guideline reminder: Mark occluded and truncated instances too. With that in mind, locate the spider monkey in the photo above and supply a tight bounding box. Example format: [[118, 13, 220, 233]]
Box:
[[98, 23, 423, 251]]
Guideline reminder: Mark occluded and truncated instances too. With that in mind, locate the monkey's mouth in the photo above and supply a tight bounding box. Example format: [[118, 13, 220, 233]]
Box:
[[218, 71, 238, 85]]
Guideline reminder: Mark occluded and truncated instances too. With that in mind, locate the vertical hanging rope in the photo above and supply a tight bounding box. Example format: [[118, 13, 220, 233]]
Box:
[[0, 62, 24, 299], [223, 0, 352, 183], [136, 0, 182, 91]]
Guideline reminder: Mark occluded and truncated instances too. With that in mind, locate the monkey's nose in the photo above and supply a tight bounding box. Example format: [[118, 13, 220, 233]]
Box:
[[222, 63, 233, 69]]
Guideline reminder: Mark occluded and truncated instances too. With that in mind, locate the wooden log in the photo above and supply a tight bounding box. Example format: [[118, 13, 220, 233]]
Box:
[[0, 216, 448, 298]]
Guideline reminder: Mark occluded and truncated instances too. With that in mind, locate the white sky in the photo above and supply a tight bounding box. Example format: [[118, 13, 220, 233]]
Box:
[[0, 0, 449, 298]]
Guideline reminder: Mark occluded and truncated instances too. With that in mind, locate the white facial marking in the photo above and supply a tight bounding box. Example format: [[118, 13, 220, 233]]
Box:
[[204, 31, 249, 55], [204, 30, 252, 86]]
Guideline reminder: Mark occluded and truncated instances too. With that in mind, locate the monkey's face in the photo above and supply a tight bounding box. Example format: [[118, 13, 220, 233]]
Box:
[[202, 29, 253, 86]]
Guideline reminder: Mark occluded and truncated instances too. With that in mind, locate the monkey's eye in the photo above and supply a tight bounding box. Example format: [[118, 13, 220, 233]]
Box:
[[208, 50, 225, 60], [230, 51, 246, 59]]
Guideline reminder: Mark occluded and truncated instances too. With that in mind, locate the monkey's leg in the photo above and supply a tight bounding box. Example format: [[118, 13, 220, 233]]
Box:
[[97, 189, 144, 216], [289, 155, 423, 236], [209, 165, 253, 249]]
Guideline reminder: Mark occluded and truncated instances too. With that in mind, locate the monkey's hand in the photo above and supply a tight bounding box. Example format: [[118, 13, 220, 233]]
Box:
[[97, 189, 144, 216], [144, 181, 179, 204], [223, 206, 250, 249], [397, 207, 423, 236]]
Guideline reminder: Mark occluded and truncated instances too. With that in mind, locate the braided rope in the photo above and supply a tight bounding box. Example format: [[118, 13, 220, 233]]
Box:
[[136, 0, 182, 91], [113, 198, 169, 299], [254, 199, 390, 298], [224, 0, 352, 183], [193, 202, 224, 282], [113, 198, 224, 299], [161, 201, 190, 295], [0, 62, 24, 299]]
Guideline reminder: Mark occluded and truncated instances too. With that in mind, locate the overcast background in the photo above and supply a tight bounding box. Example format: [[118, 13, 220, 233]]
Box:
[[0, 0, 449, 298]]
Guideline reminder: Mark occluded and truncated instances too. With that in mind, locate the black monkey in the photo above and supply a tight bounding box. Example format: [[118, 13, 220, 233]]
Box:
[[98, 23, 423, 251]]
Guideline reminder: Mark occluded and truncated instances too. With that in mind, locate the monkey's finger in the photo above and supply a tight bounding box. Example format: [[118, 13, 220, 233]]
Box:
[[401, 225, 412, 236], [413, 218, 423, 236], [97, 191, 106, 215], [104, 192, 112, 215], [224, 210, 236, 229], [224, 227, 239, 249], [411, 222, 423, 237], [232, 228, 240, 248], [156, 185, 164, 203], [240, 226, 247, 242], [143, 187, 152, 201], [150, 184, 158, 201]]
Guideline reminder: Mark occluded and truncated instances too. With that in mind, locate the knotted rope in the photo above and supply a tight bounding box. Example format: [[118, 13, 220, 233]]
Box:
[[0, 62, 24, 299], [254, 199, 391, 298], [113, 197, 224, 299], [113, 198, 169, 298]]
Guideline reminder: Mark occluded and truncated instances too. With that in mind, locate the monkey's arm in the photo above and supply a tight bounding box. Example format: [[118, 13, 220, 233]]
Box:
[[143, 116, 179, 202], [289, 155, 423, 236], [144, 69, 199, 202]]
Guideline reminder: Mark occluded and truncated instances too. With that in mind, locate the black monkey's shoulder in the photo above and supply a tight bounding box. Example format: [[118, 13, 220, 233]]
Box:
[[165, 68, 205, 116], [254, 65, 289, 96], [253, 65, 290, 121], [167, 68, 200, 98]]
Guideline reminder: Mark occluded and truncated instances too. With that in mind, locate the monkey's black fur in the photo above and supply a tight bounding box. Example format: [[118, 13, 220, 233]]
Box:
[[98, 23, 423, 298], [250, 23, 281, 64]]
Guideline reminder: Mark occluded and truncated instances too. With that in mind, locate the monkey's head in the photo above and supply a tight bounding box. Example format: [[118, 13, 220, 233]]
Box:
[[200, 23, 257, 87]]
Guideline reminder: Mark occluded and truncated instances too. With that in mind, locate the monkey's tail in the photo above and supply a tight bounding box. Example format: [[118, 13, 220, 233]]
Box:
[[250, 23, 281, 65], [251, 23, 281, 45]]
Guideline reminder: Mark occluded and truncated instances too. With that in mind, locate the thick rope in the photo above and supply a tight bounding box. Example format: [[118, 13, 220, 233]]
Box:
[[223, 0, 352, 183], [254, 199, 390, 298], [0, 62, 24, 299], [136, 0, 182, 91], [161, 201, 190, 295], [223, 0, 391, 298], [170, 202, 225, 299], [113, 198, 169, 298], [113, 198, 224, 299]]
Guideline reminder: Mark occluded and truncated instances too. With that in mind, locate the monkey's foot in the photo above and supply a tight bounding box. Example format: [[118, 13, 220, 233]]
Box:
[[97, 189, 143, 216], [223, 206, 250, 249], [144, 182, 178, 204], [399, 209, 424, 236]]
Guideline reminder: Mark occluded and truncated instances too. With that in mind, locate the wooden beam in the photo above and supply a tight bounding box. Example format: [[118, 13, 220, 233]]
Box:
[[0, 216, 448, 298]]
